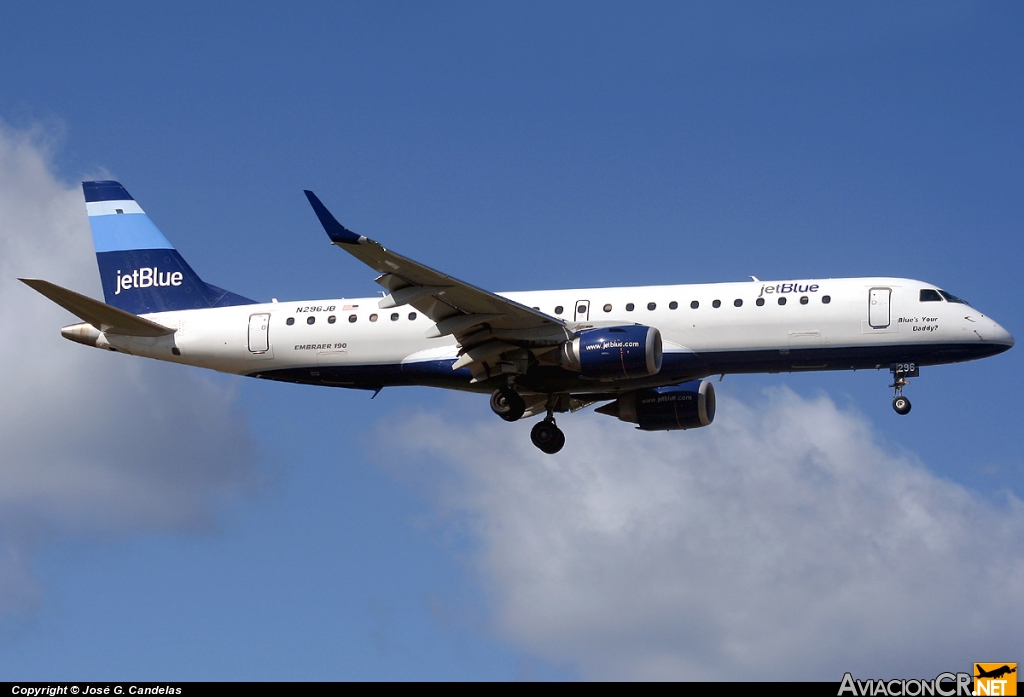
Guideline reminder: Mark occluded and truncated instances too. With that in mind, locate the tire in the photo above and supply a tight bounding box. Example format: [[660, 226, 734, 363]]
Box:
[[547, 428, 565, 454], [893, 396, 912, 415], [491, 386, 526, 422], [531, 420, 565, 454]]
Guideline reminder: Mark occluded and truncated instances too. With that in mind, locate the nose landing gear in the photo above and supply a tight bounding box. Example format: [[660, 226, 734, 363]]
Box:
[[892, 393, 911, 415], [889, 363, 917, 415]]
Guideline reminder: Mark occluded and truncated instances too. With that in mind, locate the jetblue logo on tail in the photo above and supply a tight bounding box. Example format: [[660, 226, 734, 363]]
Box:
[[115, 268, 184, 295]]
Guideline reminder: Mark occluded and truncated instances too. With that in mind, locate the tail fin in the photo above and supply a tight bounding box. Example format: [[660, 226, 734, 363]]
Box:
[[84, 180, 255, 314]]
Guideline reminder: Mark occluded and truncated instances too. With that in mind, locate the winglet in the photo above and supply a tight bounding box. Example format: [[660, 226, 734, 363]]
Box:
[[304, 190, 362, 245]]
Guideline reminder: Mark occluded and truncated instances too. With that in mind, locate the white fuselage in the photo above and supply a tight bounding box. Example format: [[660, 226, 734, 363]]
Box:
[[87, 276, 1013, 396]]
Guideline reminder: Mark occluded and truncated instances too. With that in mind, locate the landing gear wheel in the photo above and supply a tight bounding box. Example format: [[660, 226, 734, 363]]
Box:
[[893, 396, 912, 415], [531, 419, 565, 454], [490, 386, 526, 422], [889, 365, 915, 417]]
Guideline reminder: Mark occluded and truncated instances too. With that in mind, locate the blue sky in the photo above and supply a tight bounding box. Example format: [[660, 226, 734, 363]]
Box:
[[1, 2, 1022, 680]]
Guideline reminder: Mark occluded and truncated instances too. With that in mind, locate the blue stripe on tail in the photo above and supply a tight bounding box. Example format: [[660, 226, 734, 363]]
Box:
[[89, 212, 174, 252], [83, 180, 135, 202], [84, 181, 256, 314]]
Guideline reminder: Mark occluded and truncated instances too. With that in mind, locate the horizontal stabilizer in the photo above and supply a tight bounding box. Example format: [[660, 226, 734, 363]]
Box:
[[19, 278, 175, 337]]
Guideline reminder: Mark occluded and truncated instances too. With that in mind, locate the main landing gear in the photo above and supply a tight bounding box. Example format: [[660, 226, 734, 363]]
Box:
[[531, 416, 565, 455], [490, 384, 526, 422], [489, 385, 566, 454], [889, 363, 916, 415]]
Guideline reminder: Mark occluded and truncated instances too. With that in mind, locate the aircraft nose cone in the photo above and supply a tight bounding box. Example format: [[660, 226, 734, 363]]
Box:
[[990, 321, 1014, 348], [998, 324, 1014, 347]]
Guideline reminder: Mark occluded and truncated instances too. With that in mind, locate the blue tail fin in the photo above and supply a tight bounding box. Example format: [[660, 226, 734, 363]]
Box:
[[84, 181, 255, 314]]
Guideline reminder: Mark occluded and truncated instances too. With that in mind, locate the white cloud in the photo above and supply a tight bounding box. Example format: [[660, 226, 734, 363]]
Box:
[[380, 389, 1024, 680], [0, 124, 259, 615]]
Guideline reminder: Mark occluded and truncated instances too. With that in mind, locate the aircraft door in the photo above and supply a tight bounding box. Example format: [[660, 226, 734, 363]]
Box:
[[574, 300, 590, 322], [868, 288, 891, 329], [248, 313, 270, 353]]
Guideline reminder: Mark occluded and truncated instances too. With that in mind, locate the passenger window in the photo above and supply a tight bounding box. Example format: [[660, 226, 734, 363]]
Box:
[[822, 295, 831, 304], [348, 314, 357, 323], [328, 315, 336, 324], [778, 297, 787, 305], [647, 302, 656, 311], [391, 313, 399, 321], [307, 316, 315, 325], [369, 314, 378, 322], [577, 305, 587, 314], [669, 301, 678, 310], [286, 317, 295, 326], [626, 303, 635, 311], [603, 304, 612, 312], [919, 289, 942, 302], [800, 296, 808, 305], [554, 306, 563, 315], [734, 299, 742, 307], [690, 301, 699, 309], [756, 298, 765, 306], [712, 300, 721, 308], [408, 312, 417, 320]]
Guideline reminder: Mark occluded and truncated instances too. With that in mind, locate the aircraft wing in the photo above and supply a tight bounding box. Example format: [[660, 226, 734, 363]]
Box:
[[305, 191, 571, 381]]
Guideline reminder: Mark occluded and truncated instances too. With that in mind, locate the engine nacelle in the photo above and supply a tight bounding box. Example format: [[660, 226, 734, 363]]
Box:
[[595, 380, 716, 431], [561, 325, 663, 379]]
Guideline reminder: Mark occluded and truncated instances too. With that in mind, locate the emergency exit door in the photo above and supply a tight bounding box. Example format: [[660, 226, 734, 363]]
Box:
[[868, 288, 891, 329], [574, 300, 590, 322], [248, 313, 270, 353]]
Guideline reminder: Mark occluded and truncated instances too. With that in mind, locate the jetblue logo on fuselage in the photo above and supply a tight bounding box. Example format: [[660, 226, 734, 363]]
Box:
[[115, 268, 184, 295], [758, 282, 820, 298], [586, 340, 641, 351]]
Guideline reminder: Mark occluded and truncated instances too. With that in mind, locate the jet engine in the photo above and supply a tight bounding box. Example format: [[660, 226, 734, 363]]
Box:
[[560, 325, 662, 380], [595, 380, 716, 431]]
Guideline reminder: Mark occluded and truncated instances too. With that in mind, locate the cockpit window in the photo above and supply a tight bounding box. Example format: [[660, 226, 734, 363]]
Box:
[[939, 290, 970, 306], [919, 289, 942, 302]]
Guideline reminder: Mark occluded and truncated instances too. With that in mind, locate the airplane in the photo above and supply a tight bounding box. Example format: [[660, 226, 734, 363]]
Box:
[[21, 180, 1014, 454], [975, 665, 1016, 680]]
